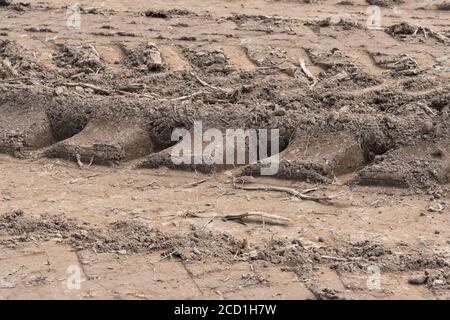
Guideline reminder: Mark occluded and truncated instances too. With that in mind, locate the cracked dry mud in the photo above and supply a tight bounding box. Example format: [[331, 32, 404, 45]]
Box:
[[0, 0, 449, 300]]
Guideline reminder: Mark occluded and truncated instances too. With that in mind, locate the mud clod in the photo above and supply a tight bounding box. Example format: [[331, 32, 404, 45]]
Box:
[[408, 274, 428, 285], [367, 0, 404, 8], [53, 43, 104, 74], [182, 47, 233, 75], [0, 40, 42, 78], [144, 9, 194, 19], [122, 42, 163, 71]]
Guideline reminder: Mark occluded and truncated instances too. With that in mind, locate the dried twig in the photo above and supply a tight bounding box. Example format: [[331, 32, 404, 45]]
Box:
[[75, 153, 83, 168], [321, 255, 348, 262], [62, 82, 111, 94], [182, 178, 209, 188], [160, 249, 178, 261], [88, 155, 95, 167], [68, 173, 99, 184], [301, 185, 319, 194], [164, 91, 204, 101], [182, 210, 290, 225], [118, 88, 203, 101], [414, 25, 449, 43], [233, 180, 347, 202], [190, 71, 232, 94], [200, 213, 218, 230], [298, 58, 318, 88], [222, 211, 290, 225]]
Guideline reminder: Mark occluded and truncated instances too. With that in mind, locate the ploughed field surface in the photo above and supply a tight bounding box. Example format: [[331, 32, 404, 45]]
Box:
[[0, 0, 449, 299]]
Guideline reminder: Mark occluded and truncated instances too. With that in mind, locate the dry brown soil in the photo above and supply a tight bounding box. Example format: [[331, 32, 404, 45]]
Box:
[[0, 0, 449, 299]]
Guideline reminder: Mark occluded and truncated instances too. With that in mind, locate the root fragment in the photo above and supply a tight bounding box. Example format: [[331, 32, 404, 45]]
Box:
[[298, 58, 318, 88], [190, 71, 233, 94], [182, 178, 209, 188], [233, 179, 347, 203], [75, 153, 83, 168], [222, 211, 290, 225], [62, 82, 112, 95], [183, 210, 290, 225]]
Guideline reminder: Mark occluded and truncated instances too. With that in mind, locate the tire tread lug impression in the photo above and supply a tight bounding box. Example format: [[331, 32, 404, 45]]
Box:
[[0, 104, 55, 157], [355, 141, 450, 188], [46, 120, 156, 166], [242, 131, 366, 184]]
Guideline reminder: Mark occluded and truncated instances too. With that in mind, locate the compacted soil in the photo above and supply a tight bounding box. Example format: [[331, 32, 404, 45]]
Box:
[[0, 0, 449, 299]]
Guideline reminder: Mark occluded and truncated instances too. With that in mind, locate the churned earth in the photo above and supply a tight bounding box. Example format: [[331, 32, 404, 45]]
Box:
[[0, 0, 449, 299]]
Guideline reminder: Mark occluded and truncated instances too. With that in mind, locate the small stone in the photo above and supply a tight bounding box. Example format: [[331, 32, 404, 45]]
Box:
[[54, 87, 64, 96], [421, 120, 434, 133], [118, 249, 127, 255], [408, 275, 428, 285], [428, 202, 444, 213], [273, 109, 286, 116], [73, 86, 84, 94]]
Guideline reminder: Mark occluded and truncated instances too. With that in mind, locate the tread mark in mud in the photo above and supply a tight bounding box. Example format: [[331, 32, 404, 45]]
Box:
[[0, 107, 55, 157], [46, 120, 156, 165], [159, 44, 192, 71], [242, 131, 366, 184]]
